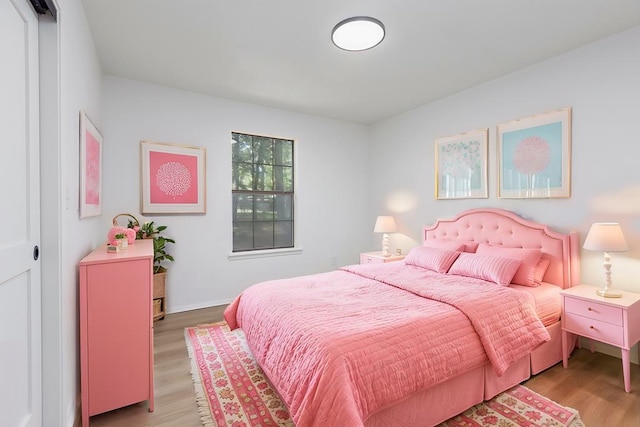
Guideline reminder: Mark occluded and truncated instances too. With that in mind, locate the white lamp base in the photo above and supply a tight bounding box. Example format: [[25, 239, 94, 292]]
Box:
[[596, 251, 622, 298], [381, 233, 391, 257], [597, 288, 622, 298]]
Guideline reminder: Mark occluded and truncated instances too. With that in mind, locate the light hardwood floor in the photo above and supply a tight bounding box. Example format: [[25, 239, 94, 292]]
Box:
[[88, 306, 640, 426]]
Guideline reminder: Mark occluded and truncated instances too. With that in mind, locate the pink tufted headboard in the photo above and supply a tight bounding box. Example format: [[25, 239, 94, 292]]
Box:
[[423, 208, 580, 289]]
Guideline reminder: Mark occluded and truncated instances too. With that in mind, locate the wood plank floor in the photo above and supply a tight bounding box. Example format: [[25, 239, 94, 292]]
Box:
[[89, 305, 640, 426]]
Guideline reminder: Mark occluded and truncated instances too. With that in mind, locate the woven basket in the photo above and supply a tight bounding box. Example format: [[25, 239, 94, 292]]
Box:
[[112, 213, 140, 228]]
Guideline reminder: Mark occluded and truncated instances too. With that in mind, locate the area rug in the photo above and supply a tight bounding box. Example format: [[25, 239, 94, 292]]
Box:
[[185, 322, 584, 427]]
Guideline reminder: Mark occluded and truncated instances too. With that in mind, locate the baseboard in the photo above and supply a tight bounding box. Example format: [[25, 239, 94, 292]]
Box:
[[579, 337, 639, 364], [168, 298, 233, 314]]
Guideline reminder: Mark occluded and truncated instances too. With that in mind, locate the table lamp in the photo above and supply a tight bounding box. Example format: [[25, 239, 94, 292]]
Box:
[[374, 216, 397, 257], [583, 222, 628, 298]]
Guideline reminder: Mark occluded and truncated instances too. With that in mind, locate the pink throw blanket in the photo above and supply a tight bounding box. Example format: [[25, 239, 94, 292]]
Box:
[[224, 263, 550, 427]]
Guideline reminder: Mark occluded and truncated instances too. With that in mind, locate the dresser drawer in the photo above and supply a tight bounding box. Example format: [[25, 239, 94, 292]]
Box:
[[360, 254, 383, 264], [564, 297, 623, 326], [564, 313, 624, 346]]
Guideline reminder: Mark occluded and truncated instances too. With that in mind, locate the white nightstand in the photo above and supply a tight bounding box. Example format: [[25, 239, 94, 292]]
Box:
[[561, 284, 640, 392], [359, 251, 405, 264]]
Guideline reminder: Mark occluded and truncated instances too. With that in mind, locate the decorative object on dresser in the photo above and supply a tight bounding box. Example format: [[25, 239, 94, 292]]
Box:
[[360, 250, 405, 264], [561, 284, 640, 392], [373, 215, 397, 257], [582, 222, 628, 298], [78, 239, 155, 426]]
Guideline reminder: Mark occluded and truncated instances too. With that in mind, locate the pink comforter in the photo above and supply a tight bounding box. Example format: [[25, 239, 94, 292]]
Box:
[[224, 262, 550, 427]]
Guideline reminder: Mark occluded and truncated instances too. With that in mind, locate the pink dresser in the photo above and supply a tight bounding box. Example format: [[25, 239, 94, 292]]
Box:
[[79, 239, 155, 426]]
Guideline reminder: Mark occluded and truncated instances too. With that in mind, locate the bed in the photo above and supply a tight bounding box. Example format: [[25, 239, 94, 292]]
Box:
[[224, 208, 580, 426]]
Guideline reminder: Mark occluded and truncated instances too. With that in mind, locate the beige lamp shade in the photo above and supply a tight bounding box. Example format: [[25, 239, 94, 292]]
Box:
[[373, 216, 397, 233], [583, 223, 628, 252]]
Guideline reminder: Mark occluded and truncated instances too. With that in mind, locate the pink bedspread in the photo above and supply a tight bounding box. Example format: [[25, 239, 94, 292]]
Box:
[[224, 262, 550, 427]]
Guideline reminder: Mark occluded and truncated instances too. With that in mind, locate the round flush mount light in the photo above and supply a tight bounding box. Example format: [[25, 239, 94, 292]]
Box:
[[331, 16, 385, 51]]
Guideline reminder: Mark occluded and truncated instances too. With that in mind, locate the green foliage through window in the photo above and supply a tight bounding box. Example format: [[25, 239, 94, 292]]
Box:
[[232, 132, 294, 251]]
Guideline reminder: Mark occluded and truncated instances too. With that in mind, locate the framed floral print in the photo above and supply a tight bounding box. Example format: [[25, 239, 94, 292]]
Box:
[[435, 128, 488, 199], [497, 107, 571, 199], [141, 140, 206, 214], [79, 111, 103, 218]]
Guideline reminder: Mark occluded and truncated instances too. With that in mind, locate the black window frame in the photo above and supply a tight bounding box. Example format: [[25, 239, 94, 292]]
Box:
[[231, 132, 294, 252]]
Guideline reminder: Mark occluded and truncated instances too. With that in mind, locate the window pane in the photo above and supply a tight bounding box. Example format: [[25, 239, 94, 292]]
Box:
[[233, 223, 253, 251], [253, 136, 273, 164], [274, 221, 293, 247], [254, 195, 273, 221], [273, 166, 293, 192], [274, 194, 292, 220], [232, 194, 254, 221], [274, 139, 293, 166], [232, 163, 253, 190], [254, 222, 274, 249], [232, 133, 253, 163], [253, 164, 273, 191]]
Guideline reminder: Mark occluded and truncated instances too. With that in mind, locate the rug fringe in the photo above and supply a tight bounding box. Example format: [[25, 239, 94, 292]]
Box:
[[184, 328, 218, 427]]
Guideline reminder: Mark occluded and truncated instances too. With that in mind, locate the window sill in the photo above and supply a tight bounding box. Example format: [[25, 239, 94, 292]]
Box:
[[227, 247, 303, 261]]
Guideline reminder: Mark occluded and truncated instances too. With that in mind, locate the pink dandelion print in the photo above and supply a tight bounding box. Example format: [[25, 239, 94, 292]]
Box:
[[149, 151, 199, 204], [513, 136, 550, 175], [156, 161, 191, 197]]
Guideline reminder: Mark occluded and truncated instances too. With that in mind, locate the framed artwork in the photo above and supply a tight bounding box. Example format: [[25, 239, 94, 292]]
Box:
[[79, 111, 102, 218], [497, 107, 571, 199], [141, 140, 206, 214], [435, 128, 488, 199]]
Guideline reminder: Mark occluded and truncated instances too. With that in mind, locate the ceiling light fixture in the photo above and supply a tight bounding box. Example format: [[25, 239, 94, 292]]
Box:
[[331, 16, 385, 51]]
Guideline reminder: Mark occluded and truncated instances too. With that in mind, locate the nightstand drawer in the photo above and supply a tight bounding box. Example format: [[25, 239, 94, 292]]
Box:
[[564, 298, 623, 326], [360, 254, 383, 264], [564, 313, 624, 346]]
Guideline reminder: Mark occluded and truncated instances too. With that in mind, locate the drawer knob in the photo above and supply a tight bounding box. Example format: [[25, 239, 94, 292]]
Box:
[[590, 325, 595, 330], [588, 307, 592, 311]]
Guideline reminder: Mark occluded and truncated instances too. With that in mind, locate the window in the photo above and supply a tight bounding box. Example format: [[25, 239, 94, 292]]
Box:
[[232, 132, 294, 252]]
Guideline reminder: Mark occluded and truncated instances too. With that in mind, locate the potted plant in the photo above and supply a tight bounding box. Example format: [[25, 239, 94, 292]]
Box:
[[133, 221, 175, 273], [127, 218, 175, 321]]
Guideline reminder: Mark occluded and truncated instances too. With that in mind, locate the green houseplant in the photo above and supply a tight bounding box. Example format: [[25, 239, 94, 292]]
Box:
[[135, 221, 175, 273], [127, 218, 175, 321]]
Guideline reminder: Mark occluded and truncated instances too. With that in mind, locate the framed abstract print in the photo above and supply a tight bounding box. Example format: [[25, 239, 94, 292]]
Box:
[[79, 111, 103, 218], [435, 128, 488, 199], [497, 107, 571, 199], [140, 140, 206, 214]]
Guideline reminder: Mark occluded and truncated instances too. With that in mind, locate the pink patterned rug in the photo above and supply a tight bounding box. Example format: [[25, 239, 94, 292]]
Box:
[[185, 323, 584, 427]]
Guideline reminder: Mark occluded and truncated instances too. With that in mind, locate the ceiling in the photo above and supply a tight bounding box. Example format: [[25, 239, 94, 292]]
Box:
[[82, 0, 640, 124]]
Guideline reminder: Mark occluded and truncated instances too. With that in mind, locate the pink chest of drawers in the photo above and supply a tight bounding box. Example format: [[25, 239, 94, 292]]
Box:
[[79, 240, 155, 426], [561, 284, 640, 392]]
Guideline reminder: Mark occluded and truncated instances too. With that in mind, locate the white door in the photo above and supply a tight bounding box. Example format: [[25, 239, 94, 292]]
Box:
[[0, 1, 42, 426]]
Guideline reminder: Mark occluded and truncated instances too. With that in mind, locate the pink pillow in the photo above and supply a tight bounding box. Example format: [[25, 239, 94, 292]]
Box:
[[424, 239, 479, 253], [448, 253, 522, 286], [475, 243, 542, 287], [534, 258, 551, 284], [423, 239, 465, 252], [405, 246, 461, 273]]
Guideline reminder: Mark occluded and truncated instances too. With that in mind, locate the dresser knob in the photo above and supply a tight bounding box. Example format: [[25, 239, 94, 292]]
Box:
[[588, 307, 592, 311], [590, 325, 595, 329]]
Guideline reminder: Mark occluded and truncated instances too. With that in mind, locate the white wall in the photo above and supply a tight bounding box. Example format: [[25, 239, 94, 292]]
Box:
[[102, 77, 371, 312], [369, 25, 640, 361], [39, 0, 104, 425]]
